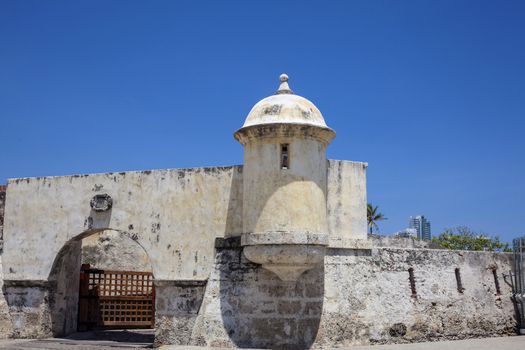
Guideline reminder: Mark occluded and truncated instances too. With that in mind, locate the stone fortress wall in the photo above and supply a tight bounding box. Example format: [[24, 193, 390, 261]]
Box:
[[54, 227, 517, 347], [1, 160, 366, 283], [0, 73, 519, 347], [0, 159, 367, 343], [74, 229, 517, 347], [157, 238, 515, 347], [0, 186, 13, 337], [0, 166, 518, 346]]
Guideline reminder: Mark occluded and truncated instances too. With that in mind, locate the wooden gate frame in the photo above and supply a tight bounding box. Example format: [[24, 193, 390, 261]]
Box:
[[78, 267, 155, 330]]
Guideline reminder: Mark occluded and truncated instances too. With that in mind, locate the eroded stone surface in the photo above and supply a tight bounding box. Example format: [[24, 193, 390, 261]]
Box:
[[2, 159, 366, 283], [81, 230, 152, 272], [0, 185, 5, 246], [177, 244, 516, 348]]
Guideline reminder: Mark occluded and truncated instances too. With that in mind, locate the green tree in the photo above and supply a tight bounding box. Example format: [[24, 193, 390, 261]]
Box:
[[432, 226, 511, 252], [367, 203, 387, 234]]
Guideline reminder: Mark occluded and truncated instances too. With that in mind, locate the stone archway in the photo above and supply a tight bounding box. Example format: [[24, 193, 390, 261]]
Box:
[[2, 227, 156, 340], [47, 228, 155, 337], [1, 167, 241, 344], [81, 230, 153, 272]]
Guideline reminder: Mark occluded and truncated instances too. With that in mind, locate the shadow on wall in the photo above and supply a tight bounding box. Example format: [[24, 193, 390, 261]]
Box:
[[217, 238, 324, 349], [223, 166, 243, 238], [44, 208, 114, 337], [47, 240, 83, 336], [2, 239, 83, 339]]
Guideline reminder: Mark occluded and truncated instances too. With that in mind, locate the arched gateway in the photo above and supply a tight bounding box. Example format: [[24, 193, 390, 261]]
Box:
[[2, 166, 243, 343]]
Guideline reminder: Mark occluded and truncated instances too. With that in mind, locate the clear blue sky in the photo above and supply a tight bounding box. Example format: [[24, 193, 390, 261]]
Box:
[[1, 1, 524, 242]]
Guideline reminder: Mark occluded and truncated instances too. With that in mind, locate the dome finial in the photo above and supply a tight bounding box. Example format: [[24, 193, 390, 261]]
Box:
[[276, 73, 294, 95]]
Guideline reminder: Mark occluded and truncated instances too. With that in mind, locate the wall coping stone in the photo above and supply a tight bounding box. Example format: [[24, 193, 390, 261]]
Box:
[[328, 237, 372, 249], [3, 279, 56, 289]]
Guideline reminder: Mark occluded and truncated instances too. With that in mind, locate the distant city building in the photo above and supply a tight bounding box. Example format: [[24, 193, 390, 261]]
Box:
[[409, 215, 432, 241], [393, 228, 418, 238]]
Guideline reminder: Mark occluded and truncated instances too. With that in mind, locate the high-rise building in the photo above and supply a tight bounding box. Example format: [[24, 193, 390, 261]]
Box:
[[409, 215, 432, 241]]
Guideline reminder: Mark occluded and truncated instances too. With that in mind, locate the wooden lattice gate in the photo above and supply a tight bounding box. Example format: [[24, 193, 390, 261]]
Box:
[[78, 268, 155, 330]]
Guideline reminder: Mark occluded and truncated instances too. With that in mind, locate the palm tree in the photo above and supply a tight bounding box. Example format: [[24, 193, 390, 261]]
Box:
[[367, 203, 387, 234]]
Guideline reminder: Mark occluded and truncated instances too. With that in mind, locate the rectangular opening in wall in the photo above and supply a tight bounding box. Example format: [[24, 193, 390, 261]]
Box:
[[280, 144, 289, 169], [491, 267, 501, 295], [455, 268, 464, 293], [408, 267, 417, 298]]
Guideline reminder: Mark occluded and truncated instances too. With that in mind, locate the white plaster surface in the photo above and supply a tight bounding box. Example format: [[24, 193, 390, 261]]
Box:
[[241, 93, 330, 129], [327, 160, 368, 244], [81, 230, 152, 272], [242, 139, 329, 235], [2, 159, 366, 282], [2, 166, 244, 281]]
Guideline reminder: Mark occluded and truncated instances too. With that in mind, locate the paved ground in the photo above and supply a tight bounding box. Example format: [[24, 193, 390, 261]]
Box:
[[0, 332, 524, 350], [0, 329, 154, 349], [349, 336, 525, 350], [165, 336, 525, 350]]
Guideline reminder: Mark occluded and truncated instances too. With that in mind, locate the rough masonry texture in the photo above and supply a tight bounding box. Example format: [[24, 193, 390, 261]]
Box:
[[0, 75, 518, 347], [81, 230, 152, 272], [0, 185, 5, 246]]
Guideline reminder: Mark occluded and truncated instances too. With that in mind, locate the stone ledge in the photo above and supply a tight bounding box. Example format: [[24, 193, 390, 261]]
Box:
[[241, 232, 329, 246], [2, 279, 56, 289], [328, 237, 372, 250], [154, 279, 208, 287], [326, 248, 372, 257], [234, 123, 336, 145]]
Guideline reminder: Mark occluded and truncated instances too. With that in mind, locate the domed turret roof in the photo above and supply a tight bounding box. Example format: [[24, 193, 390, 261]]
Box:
[[240, 74, 331, 129]]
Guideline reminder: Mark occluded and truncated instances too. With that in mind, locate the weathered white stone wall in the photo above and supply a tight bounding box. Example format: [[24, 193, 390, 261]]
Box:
[[0, 257, 13, 338], [177, 241, 516, 348], [0, 159, 367, 341], [318, 248, 515, 346], [327, 160, 368, 244], [0, 188, 12, 338], [2, 166, 243, 282], [2, 160, 367, 283], [368, 235, 437, 249], [81, 230, 152, 272], [242, 138, 328, 235]]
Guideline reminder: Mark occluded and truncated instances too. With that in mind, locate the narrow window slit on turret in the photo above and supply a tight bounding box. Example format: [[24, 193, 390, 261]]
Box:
[[280, 144, 289, 169], [455, 268, 464, 293]]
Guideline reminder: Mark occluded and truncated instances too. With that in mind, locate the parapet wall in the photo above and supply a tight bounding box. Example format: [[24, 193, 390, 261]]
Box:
[[161, 240, 516, 348], [0, 165, 517, 345], [317, 247, 515, 346]]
